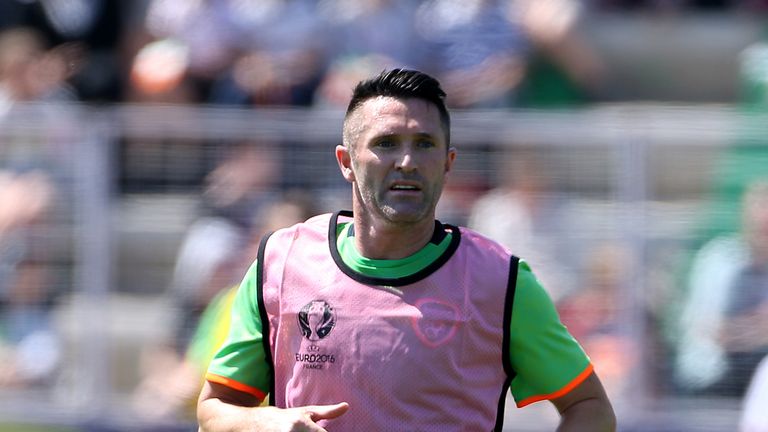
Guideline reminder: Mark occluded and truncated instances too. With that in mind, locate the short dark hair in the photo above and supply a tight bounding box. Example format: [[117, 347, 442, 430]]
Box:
[[345, 69, 451, 145]]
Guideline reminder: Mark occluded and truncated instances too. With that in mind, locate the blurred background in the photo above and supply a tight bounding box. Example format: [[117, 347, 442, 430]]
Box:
[[1, 0, 768, 431]]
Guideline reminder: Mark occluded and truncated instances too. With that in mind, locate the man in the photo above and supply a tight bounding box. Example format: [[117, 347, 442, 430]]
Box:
[[197, 69, 616, 431], [676, 179, 768, 397]]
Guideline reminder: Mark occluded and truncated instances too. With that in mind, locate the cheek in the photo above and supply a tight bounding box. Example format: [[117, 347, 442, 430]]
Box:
[[429, 159, 451, 180], [354, 155, 386, 177]]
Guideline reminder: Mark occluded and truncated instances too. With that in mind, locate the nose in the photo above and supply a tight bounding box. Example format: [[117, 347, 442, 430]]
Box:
[[395, 147, 417, 172]]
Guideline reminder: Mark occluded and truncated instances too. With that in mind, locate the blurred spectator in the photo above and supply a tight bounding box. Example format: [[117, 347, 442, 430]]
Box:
[[0, 26, 79, 111], [168, 142, 280, 350], [145, 0, 331, 106], [693, 40, 768, 241], [413, 0, 603, 109], [415, 0, 529, 108], [143, 0, 239, 101], [741, 354, 768, 432], [205, 0, 330, 106], [675, 179, 768, 397], [314, 0, 423, 108], [127, 37, 197, 104], [557, 242, 635, 399], [0, 0, 126, 102], [119, 31, 208, 204], [131, 191, 316, 423], [319, 0, 422, 67], [669, 42, 768, 400], [467, 149, 573, 299], [0, 169, 61, 388], [510, 0, 605, 107]]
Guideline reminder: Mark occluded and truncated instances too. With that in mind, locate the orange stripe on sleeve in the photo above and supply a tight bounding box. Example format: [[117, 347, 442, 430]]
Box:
[[205, 373, 267, 400], [515, 363, 595, 408]]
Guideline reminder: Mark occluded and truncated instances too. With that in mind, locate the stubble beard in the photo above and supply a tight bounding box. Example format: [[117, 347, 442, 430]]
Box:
[[355, 178, 443, 226]]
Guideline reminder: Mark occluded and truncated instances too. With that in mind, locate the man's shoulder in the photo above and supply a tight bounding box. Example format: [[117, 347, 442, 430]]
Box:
[[304, 212, 335, 225], [260, 213, 333, 250], [456, 225, 517, 264], [271, 212, 333, 234], [456, 225, 544, 281]]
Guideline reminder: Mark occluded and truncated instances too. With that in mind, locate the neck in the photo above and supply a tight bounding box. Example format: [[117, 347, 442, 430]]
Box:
[[351, 206, 436, 260]]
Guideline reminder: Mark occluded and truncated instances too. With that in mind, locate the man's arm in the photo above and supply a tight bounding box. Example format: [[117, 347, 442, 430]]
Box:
[[551, 371, 616, 432], [197, 381, 349, 432]]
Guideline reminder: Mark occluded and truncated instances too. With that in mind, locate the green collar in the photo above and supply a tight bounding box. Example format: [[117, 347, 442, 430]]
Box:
[[330, 212, 460, 286]]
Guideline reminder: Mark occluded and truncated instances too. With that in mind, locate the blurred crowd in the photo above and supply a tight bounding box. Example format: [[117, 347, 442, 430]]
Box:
[[0, 0, 605, 111], [3, 0, 768, 110]]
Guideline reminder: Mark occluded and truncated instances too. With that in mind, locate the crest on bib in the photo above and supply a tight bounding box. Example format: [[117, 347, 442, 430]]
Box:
[[412, 298, 460, 348]]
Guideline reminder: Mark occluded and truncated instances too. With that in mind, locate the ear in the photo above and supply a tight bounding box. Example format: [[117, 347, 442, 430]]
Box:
[[335, 144, 355, 183], [445, 147, 457, 173]]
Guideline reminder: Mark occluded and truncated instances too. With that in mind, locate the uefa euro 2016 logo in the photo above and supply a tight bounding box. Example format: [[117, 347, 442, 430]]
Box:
[[298, 300, 336, 341]]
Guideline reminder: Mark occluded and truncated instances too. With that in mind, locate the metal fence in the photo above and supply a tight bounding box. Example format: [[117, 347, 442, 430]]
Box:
[[0, 102, 762, 431]]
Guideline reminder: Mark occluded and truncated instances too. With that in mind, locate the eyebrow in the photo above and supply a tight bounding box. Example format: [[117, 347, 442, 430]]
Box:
[[373, 132, 437, 140]]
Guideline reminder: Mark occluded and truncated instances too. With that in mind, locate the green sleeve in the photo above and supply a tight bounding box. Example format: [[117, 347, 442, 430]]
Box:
[[508, 260, 592, 407], [206, 261, 271, 398]]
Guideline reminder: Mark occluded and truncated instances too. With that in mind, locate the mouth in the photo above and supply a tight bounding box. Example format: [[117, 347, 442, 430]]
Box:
[[389, 181, 422, 193]]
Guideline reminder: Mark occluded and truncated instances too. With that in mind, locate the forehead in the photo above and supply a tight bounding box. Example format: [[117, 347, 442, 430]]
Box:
[[357, 96, 443, 135]]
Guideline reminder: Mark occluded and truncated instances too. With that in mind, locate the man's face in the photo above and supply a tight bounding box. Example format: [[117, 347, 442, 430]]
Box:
[[337, 96, 455, 225]]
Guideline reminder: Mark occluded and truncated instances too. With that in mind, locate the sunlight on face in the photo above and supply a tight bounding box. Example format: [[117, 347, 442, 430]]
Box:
[[345, 96, 455, 225]]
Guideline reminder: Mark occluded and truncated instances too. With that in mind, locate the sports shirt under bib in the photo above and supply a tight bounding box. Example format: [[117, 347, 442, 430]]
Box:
[[206, 211, 591, 430]]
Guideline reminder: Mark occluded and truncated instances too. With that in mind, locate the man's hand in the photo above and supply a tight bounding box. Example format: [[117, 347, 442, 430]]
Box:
[[250, 403, 350, 432], [197, 380, 349, 432]]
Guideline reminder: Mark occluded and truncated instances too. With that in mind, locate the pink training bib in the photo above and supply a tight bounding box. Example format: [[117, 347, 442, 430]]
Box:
[[260, 213, 515, 431]]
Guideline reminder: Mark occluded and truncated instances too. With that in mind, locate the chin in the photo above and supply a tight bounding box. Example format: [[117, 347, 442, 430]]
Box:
[[380, 206, 431, 224]]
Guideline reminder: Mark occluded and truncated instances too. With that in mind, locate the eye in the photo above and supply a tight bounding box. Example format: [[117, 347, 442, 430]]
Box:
[[374, 138, 396, 148], [417, 138, 436, 148]]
